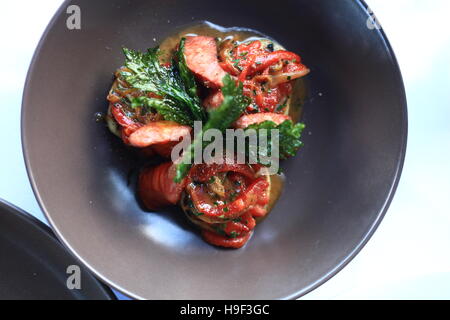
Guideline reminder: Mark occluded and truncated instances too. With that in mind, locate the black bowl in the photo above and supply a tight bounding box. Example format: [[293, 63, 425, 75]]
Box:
[[22, 0, 407, 299]]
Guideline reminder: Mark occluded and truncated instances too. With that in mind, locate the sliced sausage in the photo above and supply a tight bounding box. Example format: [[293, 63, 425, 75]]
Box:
[[233, 112, 291, 129], [184, 36, 228, 88], [128, 121, 191, 148]]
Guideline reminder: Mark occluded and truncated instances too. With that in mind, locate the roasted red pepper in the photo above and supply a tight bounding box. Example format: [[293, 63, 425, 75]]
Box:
[[111, 103, 142, 132], [186, 163, 269, 218], [218, 39, 307, 113], [251, 51, 301, 75], [187, 176, 269, 219], [201, 230, 252, 249], [110, 103, 142, 144]]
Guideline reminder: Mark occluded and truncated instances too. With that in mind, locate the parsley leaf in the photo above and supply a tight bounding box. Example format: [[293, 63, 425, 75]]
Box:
[[121, 45, 206, 125], [174, 74, 251, 182], [244, 119, 305, 161], [130, 96, 193, 126]]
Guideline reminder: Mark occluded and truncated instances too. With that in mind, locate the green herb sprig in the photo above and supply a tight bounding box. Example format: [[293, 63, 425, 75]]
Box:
[[121, 45, 206, 125]]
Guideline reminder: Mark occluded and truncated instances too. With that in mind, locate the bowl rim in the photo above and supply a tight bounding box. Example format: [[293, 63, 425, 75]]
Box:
[[21, 0, 408, 300]]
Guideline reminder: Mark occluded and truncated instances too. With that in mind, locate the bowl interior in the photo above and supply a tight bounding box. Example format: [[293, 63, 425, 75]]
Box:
[[23, 0, 406, 299]]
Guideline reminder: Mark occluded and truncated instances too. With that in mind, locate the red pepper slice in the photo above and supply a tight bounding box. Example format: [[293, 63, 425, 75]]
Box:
[[110, 103, 141, 131], [188, 177, 269, 219], [110, 103, 143, 144], [219, 61, 239, 76], [236, 40, 261, 57], [238, 55, 256, 83], [202, 230, 252, 249], [246, 205, 268, 217], [223, 212, 256, 237], [252, 51, 301, 75]]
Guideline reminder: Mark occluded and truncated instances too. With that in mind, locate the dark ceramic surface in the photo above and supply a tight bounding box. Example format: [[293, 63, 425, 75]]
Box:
[[22, 0, 407, 299], [0, 199, 115, 299]]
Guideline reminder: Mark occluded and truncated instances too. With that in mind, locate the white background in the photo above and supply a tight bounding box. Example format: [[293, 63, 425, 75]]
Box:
[[0, 0, 449, 299]]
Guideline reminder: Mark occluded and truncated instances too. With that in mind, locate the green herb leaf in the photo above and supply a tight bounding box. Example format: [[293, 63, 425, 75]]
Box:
[[131, 96, 193, 126], [229, 231, 238, 238], [121, 46, 205, 124], [174, 74, 251, 182], [245, 119, 306, 161]]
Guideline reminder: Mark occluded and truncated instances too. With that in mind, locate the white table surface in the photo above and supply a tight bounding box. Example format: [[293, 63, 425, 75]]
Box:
[[1, 0, 449, 300]]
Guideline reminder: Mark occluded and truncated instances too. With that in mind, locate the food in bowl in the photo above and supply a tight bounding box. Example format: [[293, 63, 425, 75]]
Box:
[[105, 23, 309, 248]]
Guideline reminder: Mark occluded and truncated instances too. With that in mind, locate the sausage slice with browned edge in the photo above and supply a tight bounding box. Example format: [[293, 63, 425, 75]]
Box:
[[128, 121, 192, 148], [184, 36, 228, 88]]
